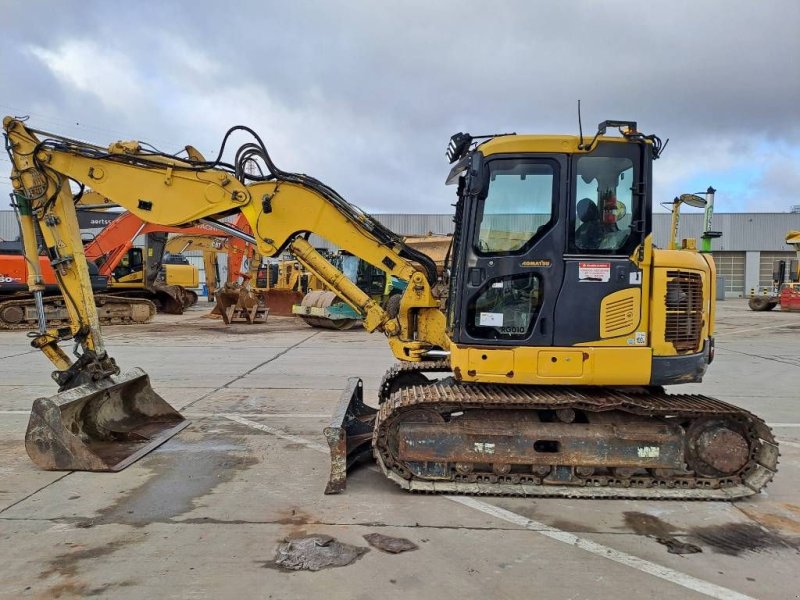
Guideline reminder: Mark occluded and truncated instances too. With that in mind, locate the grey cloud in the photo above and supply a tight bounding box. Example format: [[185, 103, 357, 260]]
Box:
[[1, 0, 798, 213]]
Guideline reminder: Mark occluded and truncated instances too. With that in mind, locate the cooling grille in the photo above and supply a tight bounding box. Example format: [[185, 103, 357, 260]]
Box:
[[664, 271, 704, 352]]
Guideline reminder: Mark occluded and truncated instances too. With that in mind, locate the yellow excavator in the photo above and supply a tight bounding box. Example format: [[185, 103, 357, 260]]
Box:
[[165, 233, 244, 301], [4, 117, 777, 499]]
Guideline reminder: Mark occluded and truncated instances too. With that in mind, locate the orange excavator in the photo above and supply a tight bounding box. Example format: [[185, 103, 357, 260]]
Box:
[[1, 207, 225, 328], [81, 210, 219, 314]]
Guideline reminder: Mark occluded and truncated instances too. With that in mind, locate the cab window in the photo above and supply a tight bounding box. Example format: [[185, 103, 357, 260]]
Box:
[[466, 273, 541, 340], [475, 160, 556, 254], [573, 156, 635, 252]]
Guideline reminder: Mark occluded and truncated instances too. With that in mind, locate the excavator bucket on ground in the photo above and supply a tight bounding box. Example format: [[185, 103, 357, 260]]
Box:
[[212, 287, 269, 324], [24, 368, 190, 471], [294, 290, 360, 330], [261, 289, 305, 316], [324, 378, 376, 494], [151, 283, 196, 314]]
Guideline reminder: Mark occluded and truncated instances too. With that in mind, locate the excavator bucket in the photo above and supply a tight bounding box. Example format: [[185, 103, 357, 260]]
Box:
[[24, 368, 190, 471], [152, 283, 192, 314], [324, 378, 377, 494], [213, 289, 269, 324], [261, 289, 305, 317]]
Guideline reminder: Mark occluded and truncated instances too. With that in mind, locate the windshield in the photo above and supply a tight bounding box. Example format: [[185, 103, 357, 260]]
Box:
[[475, 160, 556, 254]]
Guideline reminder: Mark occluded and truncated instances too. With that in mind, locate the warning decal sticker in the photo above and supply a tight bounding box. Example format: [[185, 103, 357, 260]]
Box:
[[578, 261, 611, 282]]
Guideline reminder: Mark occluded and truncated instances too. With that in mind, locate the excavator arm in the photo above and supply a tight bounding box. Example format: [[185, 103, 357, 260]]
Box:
[[5, 118, 448, 362], [4, 116, 448, 471]]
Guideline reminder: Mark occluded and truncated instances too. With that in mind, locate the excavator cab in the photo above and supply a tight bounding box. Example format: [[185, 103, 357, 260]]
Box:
[[446, 133, 650, 367]]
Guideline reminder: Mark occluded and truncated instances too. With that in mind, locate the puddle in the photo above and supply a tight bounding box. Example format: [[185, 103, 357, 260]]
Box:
[[78, 435, 256, 527], [689, 523, 800, 556]]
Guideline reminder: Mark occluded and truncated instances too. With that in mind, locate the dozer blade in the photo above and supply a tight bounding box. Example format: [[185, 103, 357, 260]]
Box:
[[25, 368, 190, 471], [324, 378, 377, 494], [262, 289, 304, 317]]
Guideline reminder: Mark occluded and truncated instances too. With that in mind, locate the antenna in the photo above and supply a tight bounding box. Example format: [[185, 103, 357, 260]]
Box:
[[577, 100, 584, 149]]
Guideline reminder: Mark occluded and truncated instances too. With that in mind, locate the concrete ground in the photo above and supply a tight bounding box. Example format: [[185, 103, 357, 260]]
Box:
[[0, 300, 798, 600]]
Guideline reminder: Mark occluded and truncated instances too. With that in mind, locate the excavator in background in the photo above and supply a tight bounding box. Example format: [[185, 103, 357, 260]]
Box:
[[4, 117, 777, 501], [294, 235, 452, 330], [79, 210, 218, 313], [165, 233, 245, 301], [0, 233, 154, 329], [1, 204, 221, 328], [749, 231, 800, 311], [167, 215, 306, 321]]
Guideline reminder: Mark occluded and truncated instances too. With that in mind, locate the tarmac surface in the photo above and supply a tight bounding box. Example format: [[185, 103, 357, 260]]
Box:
[[0, 299, 798, 600]]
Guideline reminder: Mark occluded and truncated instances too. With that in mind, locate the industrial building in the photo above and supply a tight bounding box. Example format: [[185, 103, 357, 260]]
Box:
[[2, 210, 799, 298]]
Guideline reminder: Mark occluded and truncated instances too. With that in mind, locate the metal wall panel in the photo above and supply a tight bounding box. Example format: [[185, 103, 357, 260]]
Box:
[[0, 211, 19, 241], [652, 213, 800, 250], [3, 209, 800, 251]]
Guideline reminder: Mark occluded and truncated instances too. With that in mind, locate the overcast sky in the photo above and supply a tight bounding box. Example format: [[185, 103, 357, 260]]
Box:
[[1, 0, 798, 216]]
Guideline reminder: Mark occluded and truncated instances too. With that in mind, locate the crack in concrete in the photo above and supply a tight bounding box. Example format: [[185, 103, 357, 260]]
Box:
[[0, 514, 558, 532], [0, 472, 72, 515], [179, 330, 321, 411], [715, 344, 800, 368]]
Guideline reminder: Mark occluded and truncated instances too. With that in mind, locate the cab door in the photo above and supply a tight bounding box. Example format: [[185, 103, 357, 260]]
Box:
[[553, 142, 649, 346], [450, 154, 567, 347]]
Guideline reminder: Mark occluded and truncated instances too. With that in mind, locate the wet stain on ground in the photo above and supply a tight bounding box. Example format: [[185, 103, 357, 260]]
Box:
[[623, 511, 800, 556], [39, 539, 133, 580], [623, 512, 701, 554], [76, 433, 256, 528], [623, 511, 677, 537], [688, 523, 800, 556], [37, 538, 139, 599], [549, 518, 599, 534]]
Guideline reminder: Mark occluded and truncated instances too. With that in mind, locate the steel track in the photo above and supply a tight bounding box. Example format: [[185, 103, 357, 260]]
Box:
[[373, 362, 778, 500]]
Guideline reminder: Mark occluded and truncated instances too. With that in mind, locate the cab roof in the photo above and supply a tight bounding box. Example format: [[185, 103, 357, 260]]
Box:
[[477, 134, 632, 156]]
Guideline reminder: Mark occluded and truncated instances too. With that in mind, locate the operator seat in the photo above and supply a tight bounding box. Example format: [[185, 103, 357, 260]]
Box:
[[575, 198, 603, 249]]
